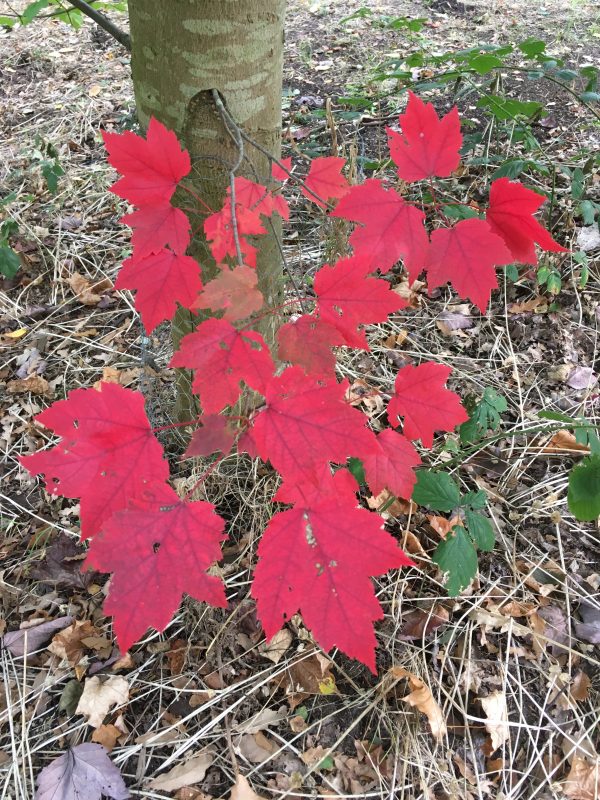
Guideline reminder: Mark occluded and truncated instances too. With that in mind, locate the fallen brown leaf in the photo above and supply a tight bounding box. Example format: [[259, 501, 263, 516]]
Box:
[[389, 667, 447, 740], [543, 430, 590, 455], [76, 675, 130, 728], [91, 723, 122, 750], [68, 272, 113, 305], [480, 691, 510, 752], [7, 376, 51, 395], [48, 620, 100, 666], [229, 774, 266, 800], [148, 749, 215, 792], [563, 756, 600, 800]]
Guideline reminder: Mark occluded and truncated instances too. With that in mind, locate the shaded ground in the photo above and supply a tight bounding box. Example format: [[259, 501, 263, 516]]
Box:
[[1, 1, 600, 799]]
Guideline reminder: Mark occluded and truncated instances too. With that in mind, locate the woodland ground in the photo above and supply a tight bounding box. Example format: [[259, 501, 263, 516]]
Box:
[[1, 0, 600, 798]]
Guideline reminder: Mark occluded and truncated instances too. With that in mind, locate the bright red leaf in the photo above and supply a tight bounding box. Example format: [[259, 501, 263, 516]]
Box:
[[388, 362, 468, 448], [363, 429, 421, 499], [387, 91, 462, 182], [251, 366, 378, 484], [277, 315, 345, 377], [331, 179, 428, 276], [301, 157, 350, 207], [314, 255, 406, 348], [425, 218, 512, 312], [86, 482, 226, 652], [184, 416, 236, 458], [234, 176, 289, 221], [272, 157, 292, 183], [121, 204, 191, 259], [252, 488, 414, 672], [20, 383, 168, 539], [486, 177, 568, 265], [169, 318, 274, 413], [204, 199, 265, 268], [193, 265, 263, 322], [103, 117, 191, 206], [116, 249, 202, 333]]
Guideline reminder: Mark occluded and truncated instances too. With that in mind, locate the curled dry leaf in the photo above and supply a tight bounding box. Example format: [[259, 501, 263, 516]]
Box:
[[229, 774, 266, 800], [76, 676, 130, 729], [48, 620, 100, 666], [259, 627, 292, 664], [7, 376, 51, 395], [400, 604, 449, 640], [480, 691, 510, 752], [389, 667, 447, 740], [543, 430, 590, 455], [2, 616, 73, 657], [68, 272, 113, 306], [148, 749, 215, 792]]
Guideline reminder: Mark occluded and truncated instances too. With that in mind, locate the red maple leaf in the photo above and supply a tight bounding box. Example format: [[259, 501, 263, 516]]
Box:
[[169, 318, 274, 413], [116, 249, 202, 333], [251, 366, 378, 484], [277, 315, 345, 377], [363, 429, 421, 498], [314, 255, 406, 348], [486, 178, 568, 264], [193, 265, 263, 322], [331, 179, 428, 276], [86, 483, 226, 652], [388, 362, 468, 448], [20, 384, 168, 539], [184, 416, 236, 458], [234, 176, 289, 221], [425, 218, 512, 312], [301, 157, 350, 207], [121, 204, 191, 259], [204, 200, 265, 268], [252, 483, 414, 671], [102, 117, 191, 206], [387, 91, 462, 182], [272, 157, 292, 183]]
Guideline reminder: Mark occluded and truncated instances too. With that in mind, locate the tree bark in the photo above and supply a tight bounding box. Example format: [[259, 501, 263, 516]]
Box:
[[128, 0, 285, 420]]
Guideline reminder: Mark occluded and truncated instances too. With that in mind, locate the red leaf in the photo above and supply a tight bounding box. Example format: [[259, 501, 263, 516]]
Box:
[[86, 483, 226, 652], [251, 366, 378, 484], [301, 157, 350, 207], [252, 487, 414, 671], [277, 315, 345, 377], [387, 91, 462, 182], [331, 179, 428, 276], [363, 429, 421, 499], [184, 416, 236, 458], [272, 157, 292, 183], [388, 362, 468, 448], [193, 265, 263, 321], [235, 176, 289, 220], [20, 384, 168, 539], [314, 255, 406, 348], [169, 319, 274, 413], [486, 177, 568, 265], [121, 204, 191, 259], [425, 218, 512, 312], [103, 117, 191, 206], [204, 200, 265, 268], [116, 249, 202, 333]]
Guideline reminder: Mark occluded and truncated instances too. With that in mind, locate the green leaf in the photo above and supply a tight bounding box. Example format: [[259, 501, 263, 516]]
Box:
[[468, 54, 503, 74], [580, 92, 600, 103], [493, 159, 526, 179], [478, 95, 543, 121], [0, 15, 17, 27], [578, 200, 596, 225], [464, 510, 495, 551], [347, 457, 366, 485], [0, 245, 21, 278], [41, 161, 64, 193], [568, 455, 600, 521], [571, 168, 585, 200], [461, 490, 488, 510], [555, 69, 579, 82], [538, 409, 574, 423], [59, 679, 84, 715], [433, 526, 478, 595], [504, 263, 519, 282], [441, 204, 480, 221], [412, 471, 460, 512], [518, 38, 546, 57], [21, 0, 50, 24], [459, 388, 506, 444]]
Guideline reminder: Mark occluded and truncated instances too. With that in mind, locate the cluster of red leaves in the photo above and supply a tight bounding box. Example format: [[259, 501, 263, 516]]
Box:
[[22, 93, 566, 671]]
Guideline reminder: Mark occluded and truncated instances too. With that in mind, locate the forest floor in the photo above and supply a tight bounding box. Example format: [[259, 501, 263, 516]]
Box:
[[1, 0, 600, 798]]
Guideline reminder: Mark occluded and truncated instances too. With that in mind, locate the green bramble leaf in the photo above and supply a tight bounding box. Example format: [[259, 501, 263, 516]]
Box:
[[518, 38, 546, 58], [464, 510, 495, 551], [432, 526, 478, 595], [412, 471, 460, 512], [0, 245, 21, 278], [568, 455, 600, 521]]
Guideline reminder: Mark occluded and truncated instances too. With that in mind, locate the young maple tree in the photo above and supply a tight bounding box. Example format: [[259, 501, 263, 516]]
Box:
[[21, 92, 566, 672]]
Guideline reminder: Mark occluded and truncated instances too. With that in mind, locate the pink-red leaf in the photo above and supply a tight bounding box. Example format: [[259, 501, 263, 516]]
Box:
[[425, 218, 512, 312], [486, 177, 568, 265], [204, 200, 265, 268], [331, 179, 428, 276], [86, 483, 226, 652], [272, 157, 292, 183], [277, 315, 345, 377], [121, 204, 191, 259], [103, 117, 191, 206], [301, 157, 350, 208], [169, 319, 274, 413], [116, 249, 202, 333], [387, 91, 462, 182], [20, 384, 168, 539], [184, 416, 236, 458], [193, 265, 263, 322], [388, 362, 468, 448], [363, 429, 421, 499], [314, 255, 406, 348]]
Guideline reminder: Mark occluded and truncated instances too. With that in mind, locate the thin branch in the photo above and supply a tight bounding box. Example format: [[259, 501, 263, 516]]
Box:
[[65, 0, 130, 50]]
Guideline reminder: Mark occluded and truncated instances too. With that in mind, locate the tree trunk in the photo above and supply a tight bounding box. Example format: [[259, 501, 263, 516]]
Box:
[[128, 0, 285, 420]]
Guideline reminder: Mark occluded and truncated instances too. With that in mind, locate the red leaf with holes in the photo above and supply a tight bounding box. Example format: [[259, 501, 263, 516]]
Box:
[[277, 315, 345, 377], [331, 179, 428, 276], [103, 117, 191, 206], [425, 218, 512, 312], [363, 429, 421, 499], [116, 249, 202, 333], [86, 483, 226, 652], [169, 318, 274, 413], [387, 91, 462, 182], [184, 416, 236, 458], [314, 255, 406, 348], [251, 366, 378, 484], [388, 362, 468, 448], [252, 474, 414, 672], [20, 384, 168, 539], [301, 157, 350, 208], [121, 204, 191, 259], [193, 265, 263, 321], [486, 177, 568, 265]]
